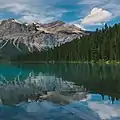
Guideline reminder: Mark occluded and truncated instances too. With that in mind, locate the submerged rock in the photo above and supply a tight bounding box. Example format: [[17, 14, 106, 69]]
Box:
[[39, 91, 87, 105]]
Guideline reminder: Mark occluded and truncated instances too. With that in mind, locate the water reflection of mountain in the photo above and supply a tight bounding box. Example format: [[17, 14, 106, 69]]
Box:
[[13, 63, 120, 102], [0, 64, 86, 105], [0, 63, 120, 104]]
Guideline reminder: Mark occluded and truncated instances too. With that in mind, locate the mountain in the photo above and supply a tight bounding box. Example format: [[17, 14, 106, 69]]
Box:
[[0, 18, 88, 57], [14, 23, 120, 62]]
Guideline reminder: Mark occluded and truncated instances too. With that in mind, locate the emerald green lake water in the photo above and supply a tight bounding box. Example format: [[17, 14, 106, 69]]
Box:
[[0, 63, 120, 120]]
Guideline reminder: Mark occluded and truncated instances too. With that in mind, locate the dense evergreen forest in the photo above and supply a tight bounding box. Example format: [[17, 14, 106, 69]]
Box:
[[12, 23, 120, 62]]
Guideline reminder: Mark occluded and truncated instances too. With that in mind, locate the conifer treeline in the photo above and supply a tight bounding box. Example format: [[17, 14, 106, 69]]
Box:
[[13, 23, 120, 61]]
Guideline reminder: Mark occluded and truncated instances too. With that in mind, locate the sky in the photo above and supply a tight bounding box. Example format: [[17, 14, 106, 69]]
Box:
[[0, 0, 120, 31]]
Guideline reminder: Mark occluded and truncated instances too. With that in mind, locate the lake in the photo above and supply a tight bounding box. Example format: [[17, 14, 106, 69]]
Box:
[[0, 63, 120, 120]]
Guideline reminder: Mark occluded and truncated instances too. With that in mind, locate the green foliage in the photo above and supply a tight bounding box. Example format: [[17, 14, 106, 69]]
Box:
[[12, 23, 120, 62]]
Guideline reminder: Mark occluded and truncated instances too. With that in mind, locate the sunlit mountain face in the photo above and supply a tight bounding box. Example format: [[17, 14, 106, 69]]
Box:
[[0, 19, 89, 58], [0, 63, 120, 120]]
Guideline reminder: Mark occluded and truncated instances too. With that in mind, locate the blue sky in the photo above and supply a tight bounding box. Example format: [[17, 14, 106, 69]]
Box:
[[0, 0, 120, 31]]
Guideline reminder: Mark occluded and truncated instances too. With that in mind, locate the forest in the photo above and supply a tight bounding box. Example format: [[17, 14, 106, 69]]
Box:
[[12, 23, 120, 62]]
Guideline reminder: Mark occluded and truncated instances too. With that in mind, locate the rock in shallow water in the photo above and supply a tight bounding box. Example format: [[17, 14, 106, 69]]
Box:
[[39, 91, 87, 105]]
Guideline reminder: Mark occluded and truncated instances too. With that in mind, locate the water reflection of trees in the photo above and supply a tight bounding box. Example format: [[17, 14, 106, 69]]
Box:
[[100, 94, 117, 104], [15, 63, 120, 103], [54, 63, 120, 103]]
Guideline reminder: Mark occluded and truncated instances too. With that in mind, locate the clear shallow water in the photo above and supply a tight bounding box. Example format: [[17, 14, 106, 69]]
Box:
[[0, 63, 120, 120]]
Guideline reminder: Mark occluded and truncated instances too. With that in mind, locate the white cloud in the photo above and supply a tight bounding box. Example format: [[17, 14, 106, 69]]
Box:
[[81, 7, 112, 25], [19, 14, 55, 23], [79, 0, 120, 18], [0, 0, 68, 23], [102, 3, 120, 17], [0, 3, 31, 16], [88, 102, 120, 119], [79, 0, 104, 6], [79, 0, 108, 6], [69, 20, 86, 30], [77, 0, 120, 29], [74, 24, 86, 30]]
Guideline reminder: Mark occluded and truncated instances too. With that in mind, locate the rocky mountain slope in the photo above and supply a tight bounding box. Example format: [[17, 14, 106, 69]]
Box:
[[0, 18, 89, 57]]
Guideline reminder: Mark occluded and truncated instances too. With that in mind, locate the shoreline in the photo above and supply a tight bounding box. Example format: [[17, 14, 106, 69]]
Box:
[[5, 60, 120, 64], [0, 60, 120, 64]]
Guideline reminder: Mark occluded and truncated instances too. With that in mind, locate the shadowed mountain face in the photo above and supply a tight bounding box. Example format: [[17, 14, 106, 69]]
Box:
[[0, 19, 88, 57]]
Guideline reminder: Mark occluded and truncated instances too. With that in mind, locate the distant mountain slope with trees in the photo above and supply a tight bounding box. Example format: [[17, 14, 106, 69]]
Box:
[[12, 23, 120, 62]]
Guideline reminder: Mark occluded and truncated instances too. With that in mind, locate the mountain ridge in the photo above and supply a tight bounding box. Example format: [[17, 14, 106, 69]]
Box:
[[0, 18, 89, 57]]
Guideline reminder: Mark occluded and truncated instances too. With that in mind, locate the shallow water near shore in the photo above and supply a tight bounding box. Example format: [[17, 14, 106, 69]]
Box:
[[0, 63, 120, 120]]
